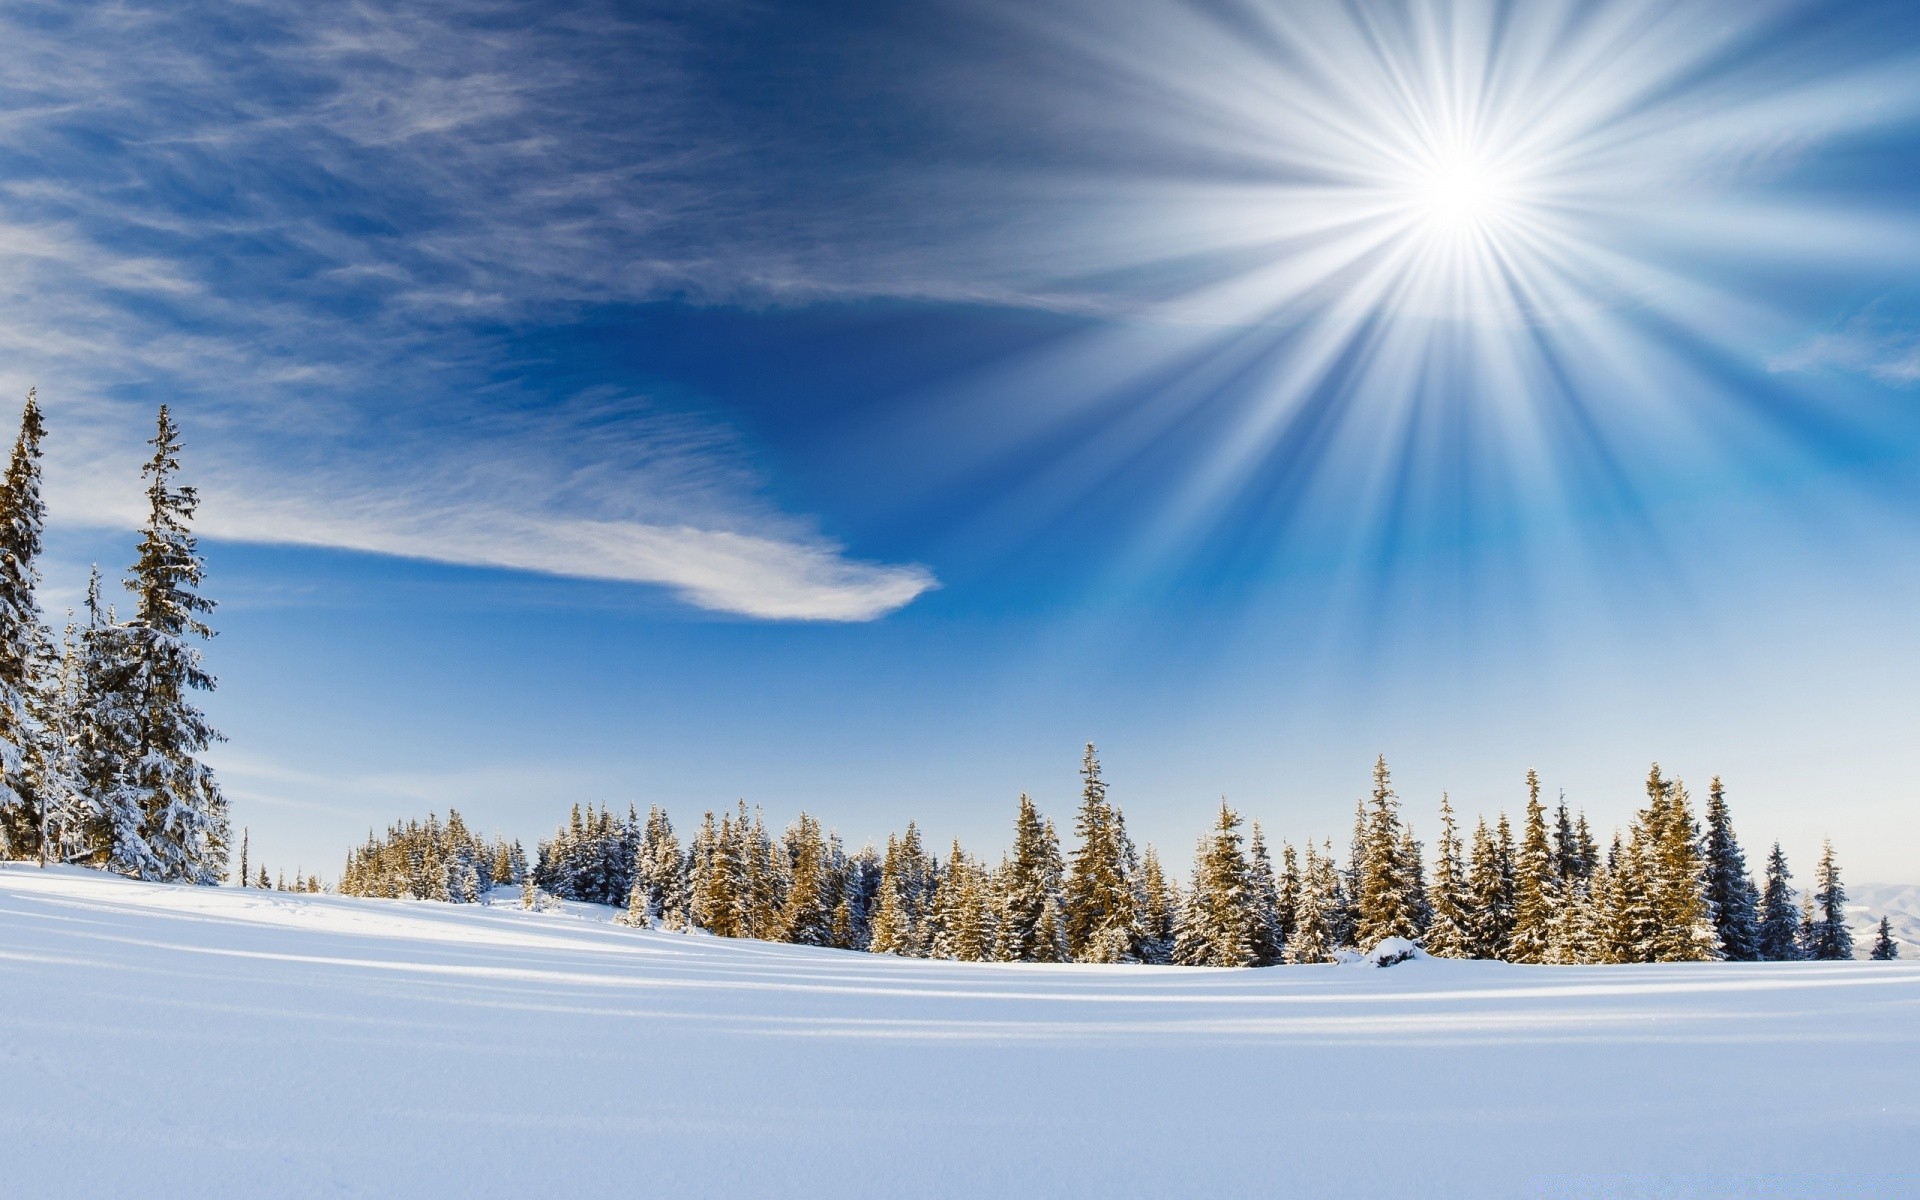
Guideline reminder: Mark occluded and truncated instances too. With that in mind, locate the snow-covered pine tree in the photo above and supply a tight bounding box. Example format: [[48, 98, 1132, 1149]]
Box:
[[930, 841, 994, 962], [1064, 743, 1144, 964], [1701, 777, 1761, 961], [994, 794, 1068, 963], [1424, 794, 1471, 959], [238, 827, 249, 887], [27, 617, 96, 867], [1137, 844, 1179, 965], [1283, 839, 1340, 964], [1354, 756, 1421, 950], [1464, 816, 1513, 959], [779, 811, 834, 946], [1246, 822, 1285, 967], [116, 408, 228, 884], [1755, 842, 1802, 961], [1804, 840, 1853, 961], [1508, 769, 1559, 964], [0, 389, 50, 861], [1642, 767, 1719, 962], [1274, 841, 1300, 953], [1173, 800, 1257, 968], [1868, 916, 1898, 961], [868, 832, 911, 955]]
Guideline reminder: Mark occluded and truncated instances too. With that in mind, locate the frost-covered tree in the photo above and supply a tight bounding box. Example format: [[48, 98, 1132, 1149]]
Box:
[[1246, 822, 1286, 967], [1354, 756, 1421, 949], [1464, 816, 1513, 959], [1701, 778, 1761, 961], [0, 390, 49, 860], [1174, 801, 1257, 968], [995, 794, 1067, 963], [1868, 917, 1898, 961], [1804, 840, 1853, 961], [1755, 842, 1802, 962], [1507, 770, 1559, 964], [1137, 844, 1179, 966], [1064, 744, 1144, 963], [1283, 840, 1341, 965], [1423, 794, 1471, 959], [114, 409, 227, 884]]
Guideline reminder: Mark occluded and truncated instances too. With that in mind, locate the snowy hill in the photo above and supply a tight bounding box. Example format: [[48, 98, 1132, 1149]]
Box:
[[1851, 882, 1920, 958], [5, 866, 1919, 1199]]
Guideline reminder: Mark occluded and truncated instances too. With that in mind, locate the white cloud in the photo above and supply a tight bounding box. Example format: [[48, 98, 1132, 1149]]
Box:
[[1767, 324, 1920, 387]]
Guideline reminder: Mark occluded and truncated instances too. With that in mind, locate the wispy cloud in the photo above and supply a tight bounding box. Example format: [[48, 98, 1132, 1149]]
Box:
[[1767, 316, 1920, 387], [0, 0, 936, 620]]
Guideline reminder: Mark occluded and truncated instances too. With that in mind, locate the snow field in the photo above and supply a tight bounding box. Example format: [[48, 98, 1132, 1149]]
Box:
[[4, 865, 1918, 1199]]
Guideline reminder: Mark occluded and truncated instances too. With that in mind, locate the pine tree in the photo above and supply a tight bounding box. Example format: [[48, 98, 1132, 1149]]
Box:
[[1508, 769, 1558, 964], [1464, 816, 1513, 959], [238, 827, 249, 887], [1137, 844, 1179, 966], [1423, 794, 1471, 959], [1642, 767, 1719, 962], [1246, 822, 1285, 967], [1274, 841, 1301, 953], [995, 794, 1067, 963], [1701, 777, 1761, 961], [1756, 843, 1802, 961], [1354, 756, 1420, 949], [118, 408, 228, 884], [24, 618, 93, 867], [1283, 840, 1340, 964], [1868, 916, 1898, 961], [1174, 801, 1256, 967], [1064, 743, 1143, 963], [0, 389, 49, 861], [1805, 840, 1853, 961], [779, 812, 835, 946]]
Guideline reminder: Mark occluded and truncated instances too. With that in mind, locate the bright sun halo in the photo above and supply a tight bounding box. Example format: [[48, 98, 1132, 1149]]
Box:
[[1411, 149, 1514, 232]]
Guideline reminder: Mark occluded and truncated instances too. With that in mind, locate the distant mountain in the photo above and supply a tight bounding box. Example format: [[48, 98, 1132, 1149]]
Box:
[[1848, 883, 1920, 959]]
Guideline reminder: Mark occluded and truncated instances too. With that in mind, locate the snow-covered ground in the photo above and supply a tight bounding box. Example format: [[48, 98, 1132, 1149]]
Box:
[[5, 865, 1918, 1199]]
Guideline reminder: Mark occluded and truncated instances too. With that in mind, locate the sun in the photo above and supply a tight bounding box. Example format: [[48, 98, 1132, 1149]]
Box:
[[1406, 145, 1520, 235]]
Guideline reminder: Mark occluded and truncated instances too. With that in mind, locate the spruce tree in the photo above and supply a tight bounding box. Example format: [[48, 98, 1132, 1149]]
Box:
[[1137, 844, 1178, 965], [238, 827, 249, 887], [1508, 769, 1559, 964], [118, 408, 227, 883], [1423, 794, 1471, 959], [1643, 768, 1719, 961], [0, 389, 49, 860], [1283, 840, 1340, 964], [995, 794, 1067, 963], [1868, 916, 1898, 961], [1464, 816, 1513, 959], [1173, 801, 1257, 967], [1701, 777, 1761, 961], [1355, 756, 1420, 949], [1246, 822, 1285, 967], [1805, 840, 1853, 961], [779, 812, 835, 946], [1064, 743, 1143, 963], [1756, 843, 1803, 961]]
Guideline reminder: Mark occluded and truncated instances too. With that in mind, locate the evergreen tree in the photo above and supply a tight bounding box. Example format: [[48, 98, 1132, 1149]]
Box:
[[1508, 769, 1559, 964], [24, 618, 93, 867], [1464, 816, 1513, 959], [117, 408, 228, 884], [1756, 842, 1803, 962], [1423, 794, 1471, 959], [1283, 840, 1340, 964], [1355, 756, 1420, 949], [1804, 840, 1853, 961], [1064, 743, 1143, 963], [1137, 844, 1179, 966], [995, 794, 1067, 963], [1641, 767, 1719, 962], [930, 841, 994, 962], [238, 826, 249, 887], [0, 389, 49, 860], [1246, 822, 1285, 967], [1274, 840, 1301, 953], [779, 812, 835, 946], [1701, 777, 1761, 961], [1868, 916, 1898, 961], [1174, 801, 1256, 967]]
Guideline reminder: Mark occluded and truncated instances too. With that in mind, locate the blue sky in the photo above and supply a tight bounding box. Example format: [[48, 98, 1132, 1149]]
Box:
[[6, 0, 1920, 882]]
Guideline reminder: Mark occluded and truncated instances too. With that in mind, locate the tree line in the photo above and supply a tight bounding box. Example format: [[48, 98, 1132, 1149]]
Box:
[[346, 744, 1876, 966], [0, 391, 228, 882]]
